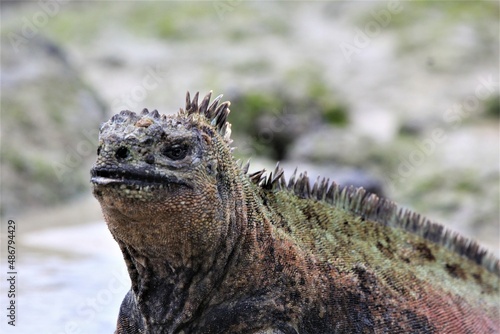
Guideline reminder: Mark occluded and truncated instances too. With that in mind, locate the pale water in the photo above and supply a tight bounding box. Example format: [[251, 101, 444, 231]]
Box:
[[1, 222, 128, 334]]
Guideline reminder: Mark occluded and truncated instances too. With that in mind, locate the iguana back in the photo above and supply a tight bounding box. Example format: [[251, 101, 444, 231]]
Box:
[[255, 177, 499, 333]]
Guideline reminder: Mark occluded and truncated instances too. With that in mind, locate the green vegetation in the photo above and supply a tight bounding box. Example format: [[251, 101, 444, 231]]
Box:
[[286, 66, 349, 127], [229, 87, 349, 160], [321, 104, 349, 126], [384, 1, 499, 28], [485, 95, 500, 118], [230, 91, 287, 159]]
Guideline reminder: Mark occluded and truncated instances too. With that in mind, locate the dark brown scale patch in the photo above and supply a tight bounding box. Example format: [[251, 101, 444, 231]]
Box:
[[342, 220, 353, 238], [352, 264, 378, 295], [289, 291, 301, 302], [445, 263, 467, 280], [472, 272, 482, 284], [376, 241, 394, 259], [385, 275, 408, 295], [317, 215, 330, 230], [472, 272, 496, 294], [414, 242, 436, 262], [401, 309, 435, 333]]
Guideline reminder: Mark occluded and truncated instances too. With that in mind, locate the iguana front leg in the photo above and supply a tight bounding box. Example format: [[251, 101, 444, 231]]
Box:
[[115, 290, 145, 334]]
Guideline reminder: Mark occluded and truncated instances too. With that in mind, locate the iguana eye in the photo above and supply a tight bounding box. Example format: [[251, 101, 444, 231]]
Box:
[[162, 144, 189, 160]]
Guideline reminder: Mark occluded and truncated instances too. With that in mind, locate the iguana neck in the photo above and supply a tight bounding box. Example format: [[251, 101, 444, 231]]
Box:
[[111, 185, 250, 332], [115, 235, 239, 333]]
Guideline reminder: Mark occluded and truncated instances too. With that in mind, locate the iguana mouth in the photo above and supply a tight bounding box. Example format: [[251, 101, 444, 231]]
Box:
[[91, 168, 189, 188]]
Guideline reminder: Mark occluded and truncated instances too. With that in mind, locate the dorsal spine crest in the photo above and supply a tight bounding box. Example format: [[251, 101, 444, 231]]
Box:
[[241, 163, 500, 275], [185, 91, 232, 143]]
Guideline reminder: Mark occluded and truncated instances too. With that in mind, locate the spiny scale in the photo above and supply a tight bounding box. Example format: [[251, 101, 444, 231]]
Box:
[[138, 108, 161, 118], [185, 91, 231, 137]]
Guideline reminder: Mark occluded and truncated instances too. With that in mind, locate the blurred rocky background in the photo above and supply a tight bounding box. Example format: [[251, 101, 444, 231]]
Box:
[[0, 1, 498, 333]]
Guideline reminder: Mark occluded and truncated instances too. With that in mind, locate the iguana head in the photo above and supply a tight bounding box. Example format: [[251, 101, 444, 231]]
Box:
[[91, 92, 242, 264]]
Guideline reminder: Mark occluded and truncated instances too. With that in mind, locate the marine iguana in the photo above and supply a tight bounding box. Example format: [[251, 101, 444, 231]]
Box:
[[91, 91, 500, 334]]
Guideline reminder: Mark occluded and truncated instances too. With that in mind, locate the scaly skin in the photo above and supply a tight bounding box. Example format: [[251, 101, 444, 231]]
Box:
[[91, 92, 500, 334]]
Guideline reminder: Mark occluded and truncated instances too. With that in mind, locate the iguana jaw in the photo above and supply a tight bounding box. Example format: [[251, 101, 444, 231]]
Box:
[[90, 166, 194, 205], [90, 167, 191, 188]]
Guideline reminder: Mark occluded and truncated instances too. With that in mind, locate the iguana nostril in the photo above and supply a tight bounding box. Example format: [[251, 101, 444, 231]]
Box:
[[115, 146, 130, 160], [97, 145, 102, 156]]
